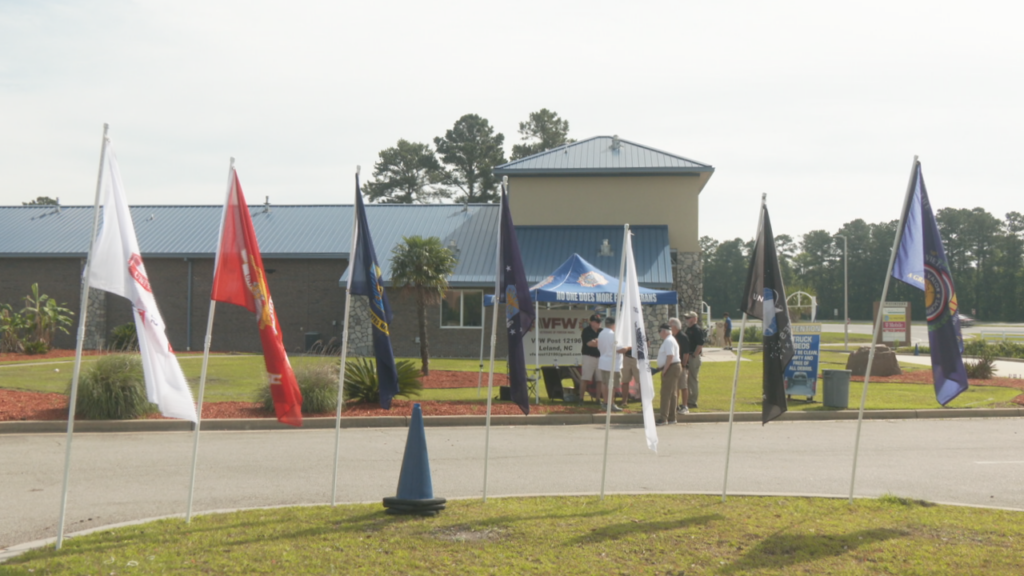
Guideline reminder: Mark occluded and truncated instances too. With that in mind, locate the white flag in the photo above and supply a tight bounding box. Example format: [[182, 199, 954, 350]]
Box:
[[88, 142, 198, 422], [615, 230, 658, 452]]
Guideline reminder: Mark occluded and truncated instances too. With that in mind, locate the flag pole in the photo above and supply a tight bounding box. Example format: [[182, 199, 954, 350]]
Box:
[[476, 317, 485, 397], [332, 167, 361, 506], [56, 123, 109, 550], [186, 157, 234, 523], [535, 310, 541, 405], [600, 223, 629, 500], [722, 193, 766, 503], [482, 179, 505, 503], [848, 155, 919, 503]]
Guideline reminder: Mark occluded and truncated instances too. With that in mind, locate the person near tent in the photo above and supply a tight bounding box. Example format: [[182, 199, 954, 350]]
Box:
[[684, 311, 704, 409], [580, 314, 603, 402], [656, 323, 684, 424], [618, 339, 639, 404], [669, 317, 691, 411], [723, 312, 733, 350], [597, 317, 624, 411]]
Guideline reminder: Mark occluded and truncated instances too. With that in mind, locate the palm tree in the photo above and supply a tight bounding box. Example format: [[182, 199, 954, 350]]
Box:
[[390, 236, 457, 376], [21, 283, 73, 346]]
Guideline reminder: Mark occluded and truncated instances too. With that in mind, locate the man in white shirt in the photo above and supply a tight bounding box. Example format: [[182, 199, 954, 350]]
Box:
[[657, 323, 685, 424], [597, 317, 624, 412]]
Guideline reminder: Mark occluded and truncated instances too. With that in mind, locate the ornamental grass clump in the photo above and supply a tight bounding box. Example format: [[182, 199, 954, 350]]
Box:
[[344, 357, 423, 404], [256, 360, 341, 414], [965, 354, 995, 380], [71, 354, 155, 420]]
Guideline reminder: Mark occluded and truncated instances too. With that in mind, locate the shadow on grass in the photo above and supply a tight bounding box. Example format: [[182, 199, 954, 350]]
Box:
[[570, 514, 723, 544], [719, 527, 907, 573]]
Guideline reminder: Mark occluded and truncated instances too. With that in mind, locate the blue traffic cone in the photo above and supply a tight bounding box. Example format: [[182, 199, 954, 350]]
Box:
[[382, 403, 446, 516], [914, 343, 920, 356]]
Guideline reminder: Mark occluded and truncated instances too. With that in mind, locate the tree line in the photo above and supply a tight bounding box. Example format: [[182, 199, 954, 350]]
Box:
[[362, 109, 574, 204], [701, 208, 1024, 323]]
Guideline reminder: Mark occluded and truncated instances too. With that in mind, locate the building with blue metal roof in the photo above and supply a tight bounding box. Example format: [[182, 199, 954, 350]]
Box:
[[0, 135, 712, 358]]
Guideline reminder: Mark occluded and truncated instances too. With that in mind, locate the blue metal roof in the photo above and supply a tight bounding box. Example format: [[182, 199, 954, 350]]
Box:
[[516, 226, 673, 289], [0, 205, 673, 288], [494, 136, 713, 176]]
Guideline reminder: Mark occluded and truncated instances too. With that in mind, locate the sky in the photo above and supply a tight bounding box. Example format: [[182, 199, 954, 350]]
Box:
[[1, 0, 1021, 242]]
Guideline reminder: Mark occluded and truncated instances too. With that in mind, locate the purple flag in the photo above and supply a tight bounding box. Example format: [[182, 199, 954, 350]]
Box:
[[497, 185, 535, 415], [893, 162, 968, 405]]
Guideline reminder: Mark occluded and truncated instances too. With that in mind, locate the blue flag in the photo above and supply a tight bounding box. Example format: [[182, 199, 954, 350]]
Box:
[[498, 185, 535, 415], [349, 175, 399, 409], [892, 162, 968, 406]]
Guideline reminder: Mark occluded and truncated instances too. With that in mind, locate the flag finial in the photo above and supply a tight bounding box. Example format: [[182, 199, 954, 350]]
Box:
[[356, 165, 361, 175], [502, 175, 508, 184]]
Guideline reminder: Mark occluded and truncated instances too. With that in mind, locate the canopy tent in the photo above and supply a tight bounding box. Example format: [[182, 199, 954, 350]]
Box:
[[479, 253, 677, 404], [485, 253, 677, 307]]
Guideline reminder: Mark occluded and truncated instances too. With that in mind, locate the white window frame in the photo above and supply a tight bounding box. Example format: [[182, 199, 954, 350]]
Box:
[[441, 289, 484, 329]]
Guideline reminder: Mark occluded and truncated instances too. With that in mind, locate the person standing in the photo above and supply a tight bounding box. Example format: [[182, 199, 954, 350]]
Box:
[[723, 312, 733, 350], [669, 318, 690, 412], [656, 324, 683, 424], [579, 314, 602, 402], [684, 311, 704, 409], [597, 317, 623, 411]]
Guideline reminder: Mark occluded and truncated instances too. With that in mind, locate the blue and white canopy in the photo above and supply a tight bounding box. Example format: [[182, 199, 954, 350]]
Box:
[[486, 253, 677, 306]]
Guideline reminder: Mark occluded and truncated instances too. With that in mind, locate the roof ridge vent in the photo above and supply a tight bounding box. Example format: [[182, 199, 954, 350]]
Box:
[[610, 135, 621, 151]]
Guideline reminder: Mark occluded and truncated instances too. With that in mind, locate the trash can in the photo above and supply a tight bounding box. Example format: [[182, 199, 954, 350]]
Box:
[[822, 369, 852, 409], [304, 332, 322, 353]]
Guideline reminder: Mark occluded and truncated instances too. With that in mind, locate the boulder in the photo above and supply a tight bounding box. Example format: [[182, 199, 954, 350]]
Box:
[[846, 345, 902, 377]]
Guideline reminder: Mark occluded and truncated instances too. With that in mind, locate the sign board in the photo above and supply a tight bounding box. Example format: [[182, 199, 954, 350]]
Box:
[[873, 301, 912, 346], [785, 323, 821, 398], [526, 309, 592, 367]]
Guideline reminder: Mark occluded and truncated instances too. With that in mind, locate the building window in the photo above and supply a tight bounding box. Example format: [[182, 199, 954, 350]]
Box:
[[441, 290, 483, 328]]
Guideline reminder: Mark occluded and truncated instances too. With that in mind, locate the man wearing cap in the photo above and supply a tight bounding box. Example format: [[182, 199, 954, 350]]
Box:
[[656, 323, 683, 424], [669, 317, 691, 413], [684, 311, 705, 408], [579, 314, 603, 402], [597, 317, 623, 411]]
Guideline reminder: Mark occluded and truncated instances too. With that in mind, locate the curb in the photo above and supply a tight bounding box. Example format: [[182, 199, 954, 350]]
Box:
[[2, 407, 1021, 434]]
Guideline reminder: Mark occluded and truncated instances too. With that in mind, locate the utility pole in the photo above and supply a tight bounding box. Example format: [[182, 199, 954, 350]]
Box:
[[834, 234, 849, 351]]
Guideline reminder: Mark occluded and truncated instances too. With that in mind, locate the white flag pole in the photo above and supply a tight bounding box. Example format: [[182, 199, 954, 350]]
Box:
[[186, 157, 234, 523], [600, 224, 629, 500], [848, 155, 919, 503], [722, 193, 766, 503], [56, 123, 108, 550], [332, 166, 361, 506], [482, 179, 505, 503], [476, 318, 485, 397]]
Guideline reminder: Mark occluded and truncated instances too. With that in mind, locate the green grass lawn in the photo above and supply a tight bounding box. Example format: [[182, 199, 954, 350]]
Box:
[[7, 495, 1024, 575], [1, 352, 1018, 412]]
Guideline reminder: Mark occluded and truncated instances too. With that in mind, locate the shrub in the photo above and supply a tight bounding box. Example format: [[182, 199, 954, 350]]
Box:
[[735, 326, 763, 344], [22, 340, 49, 355], [109, 322, 139, 352], [21, 283, 73, 346], [344, 357, 423, 404], [965, 355, 995, 380], [0, 303, 25, 353], [71, 354, 155, 419], [256, 360, 342, 414]]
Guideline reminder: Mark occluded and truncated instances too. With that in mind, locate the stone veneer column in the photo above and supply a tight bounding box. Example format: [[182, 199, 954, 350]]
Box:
[[83, 289, 107, 350], [673, 251, 703, 317], [344, 294, 374, 357]]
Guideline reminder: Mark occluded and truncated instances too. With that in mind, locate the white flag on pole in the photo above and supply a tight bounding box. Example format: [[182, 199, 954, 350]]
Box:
[[87, 143, 198, 422], [615, 231, 658, 452]]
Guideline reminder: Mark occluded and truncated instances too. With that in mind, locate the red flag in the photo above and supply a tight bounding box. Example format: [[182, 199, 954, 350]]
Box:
[[212, 171, 303, 426]]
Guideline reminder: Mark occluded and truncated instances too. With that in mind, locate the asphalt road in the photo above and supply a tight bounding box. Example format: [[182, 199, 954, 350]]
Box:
[[3, 417, 1024, 552], [819, 321, 1024, 345]]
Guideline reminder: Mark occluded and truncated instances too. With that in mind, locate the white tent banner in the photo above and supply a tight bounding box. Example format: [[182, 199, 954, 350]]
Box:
[[526, 309, 591, 366]]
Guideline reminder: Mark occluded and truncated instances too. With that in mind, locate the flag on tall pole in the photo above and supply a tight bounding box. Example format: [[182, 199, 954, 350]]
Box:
[[349, 174, 399, 409], [740, 201, 794, 425], [891, 161, 969, 405], [88, 143, 199, 423], [210, 168, 302, 426], [616, 227, 659, 452], [497, 181, 535, 415]]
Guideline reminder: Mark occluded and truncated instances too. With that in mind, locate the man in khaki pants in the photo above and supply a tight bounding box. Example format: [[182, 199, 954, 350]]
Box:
[[656, 324, 683, 425]]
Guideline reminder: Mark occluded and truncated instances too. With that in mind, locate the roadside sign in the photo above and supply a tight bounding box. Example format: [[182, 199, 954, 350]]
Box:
[[785, 323, 821, 399]]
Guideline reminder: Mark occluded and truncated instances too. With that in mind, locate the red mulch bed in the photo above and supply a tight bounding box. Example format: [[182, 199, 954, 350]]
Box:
[[0, 370, 590, 421], [870, 371, 1024, 404]]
